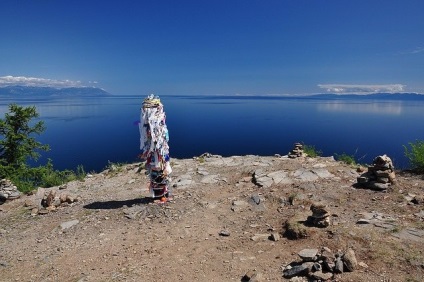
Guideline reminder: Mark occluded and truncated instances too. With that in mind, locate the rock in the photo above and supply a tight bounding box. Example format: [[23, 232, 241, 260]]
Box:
[[173, 179, 193, 187], [66, 195, 74, 204], [38, 209, 49, 215], [46, 205, 56, 212], [0, 179, 21, 201], [242, 270, 263, 282], [343, 248, 357, 271], [267, 170, 292, 185], [45, 190, 56, 207], [391, 227, 424, 242], [253, 169, 273, 188], [24, 199, 34, 208], [283, 264, 310, 278], [60, 194, 68, 203], [232, 200, 248, 212], [219, 230, 230, 237], [288, 277, 308, 282], [31, 208, 38, 216], [334, 257, 344, 273], [250, 194, 261, 205], [0, 192, 7, 200], [357, 176, 369, 183], [358, 261, 368, 268], [250, 234, 270, 241], [288, 143, 306, 158], [357, 154, 396, 190], [311, 168, 335, 179], [310, 202, 330, 219], [298, 249, 319, 262], [312, 262, 322, 271], [7, 191, 21, 200], [200, 174, 219, 184], [367, 181, 390, 191], [53, 197, 61, 207], [248, 194, 266, 212], [60, 219, 80, 230], [412, 195, 424, 205], [310, 270, 333, 281], [293, 169, 319, 182], [308, 202, 331, 227], [270, 232, 280, 241], [321, 248, 336, 271]]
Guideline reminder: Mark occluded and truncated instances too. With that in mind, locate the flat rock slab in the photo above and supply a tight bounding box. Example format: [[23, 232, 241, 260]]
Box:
[[311, 168, 335, 178], [60, 219, 79, 230], [200, 174, 220, 184], [293, 169, 319, 182], [267, 170, 293, 184], [250, 234, 270, 241], [298, 248, 319, 261], [392, 228, 424, 242], [356, 211, 398, 229]]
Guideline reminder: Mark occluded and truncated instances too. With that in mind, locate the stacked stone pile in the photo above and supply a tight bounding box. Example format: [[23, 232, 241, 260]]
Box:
[[283, 247, 358, 280], [30, 189, 81, 214], [0, 179, 21, 202], [288, 143, 306, 158], [307, 202, 331, 227], [356, 154, 396, 191]]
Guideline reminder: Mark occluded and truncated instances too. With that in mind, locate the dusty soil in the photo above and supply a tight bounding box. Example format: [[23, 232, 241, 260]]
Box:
[[1, 155, 424, 282]]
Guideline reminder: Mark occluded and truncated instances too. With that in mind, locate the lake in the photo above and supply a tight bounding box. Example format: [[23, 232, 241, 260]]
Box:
[[1, 94, 423, 172]]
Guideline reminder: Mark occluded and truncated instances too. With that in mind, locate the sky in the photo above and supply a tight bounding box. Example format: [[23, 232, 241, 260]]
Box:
[[0, 0, 423, 95]]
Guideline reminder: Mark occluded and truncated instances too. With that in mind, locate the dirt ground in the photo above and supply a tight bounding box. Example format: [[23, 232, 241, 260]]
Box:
[[1, 155, 424, 282]]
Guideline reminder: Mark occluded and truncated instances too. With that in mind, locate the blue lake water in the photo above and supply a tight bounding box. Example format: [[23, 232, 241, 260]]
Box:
[[1, 95, 424, 172]]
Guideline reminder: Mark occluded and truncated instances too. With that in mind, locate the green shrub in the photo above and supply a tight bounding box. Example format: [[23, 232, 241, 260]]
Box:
[[404, 140, 424, 173], [302, 144, 322, 158], [105, 161, 126, 175], [0, 160, 85, 193], [335, 153, 356, 165]]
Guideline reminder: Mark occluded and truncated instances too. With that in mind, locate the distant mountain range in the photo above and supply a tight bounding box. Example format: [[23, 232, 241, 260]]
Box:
[[0, 85, 111, 97]]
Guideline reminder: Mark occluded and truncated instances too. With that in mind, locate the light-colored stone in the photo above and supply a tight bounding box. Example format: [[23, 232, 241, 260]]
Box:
[[250, 234, 270, 241], [343, 248, 357, 271], [60, 219, 80, 230], [298, 248, 319, 262]]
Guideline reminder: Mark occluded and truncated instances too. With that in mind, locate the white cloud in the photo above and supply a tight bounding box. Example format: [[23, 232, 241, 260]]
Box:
[[317, 84, 405, 94], [0, 75, 84, 88], [410, 47, 424, 54]]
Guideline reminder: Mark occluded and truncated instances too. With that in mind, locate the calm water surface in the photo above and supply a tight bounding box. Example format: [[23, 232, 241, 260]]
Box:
[[1, 95, 423, 172]]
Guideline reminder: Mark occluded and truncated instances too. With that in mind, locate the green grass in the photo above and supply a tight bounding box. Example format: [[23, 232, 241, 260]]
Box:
[[335, 153, 357, 166], [302, 144, 322, 158]]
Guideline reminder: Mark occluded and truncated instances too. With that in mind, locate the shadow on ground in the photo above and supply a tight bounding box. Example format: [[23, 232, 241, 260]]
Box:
[[83, 197, 154, 210]]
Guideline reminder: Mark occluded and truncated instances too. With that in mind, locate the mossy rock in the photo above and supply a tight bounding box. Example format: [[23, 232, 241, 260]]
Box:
[[283, 213, 311, 239]]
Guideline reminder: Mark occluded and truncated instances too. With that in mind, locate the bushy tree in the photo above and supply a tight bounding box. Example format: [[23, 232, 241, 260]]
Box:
[[404, 140, 424, 173], [0, 103, 49, 168], [0, 104, 85, 192]]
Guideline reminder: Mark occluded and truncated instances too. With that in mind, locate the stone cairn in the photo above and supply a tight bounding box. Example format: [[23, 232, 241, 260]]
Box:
[[288, 143, 306, 158], [0, 179, 21, 202], [283, 247, 358, 280], [356, 154, 396, 191], [307, 202, 331, 227], [29, 188, 81, 215]]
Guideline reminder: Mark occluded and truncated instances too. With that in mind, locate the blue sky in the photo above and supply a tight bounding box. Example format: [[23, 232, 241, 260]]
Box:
[[1, 0, 423, 95]]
